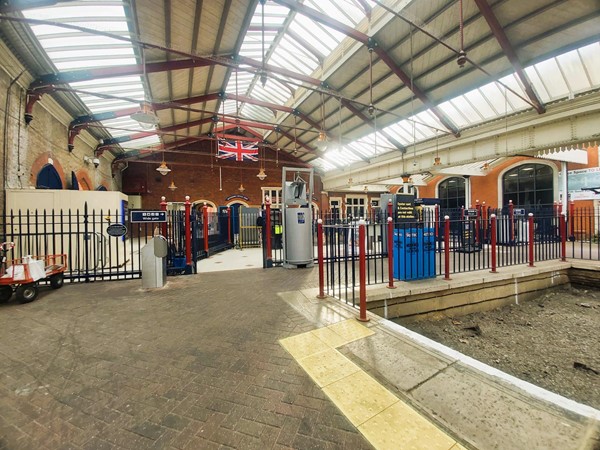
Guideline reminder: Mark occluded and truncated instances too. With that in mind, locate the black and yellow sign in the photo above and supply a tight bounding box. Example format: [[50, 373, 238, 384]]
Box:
[[395, 194, 416, 223]]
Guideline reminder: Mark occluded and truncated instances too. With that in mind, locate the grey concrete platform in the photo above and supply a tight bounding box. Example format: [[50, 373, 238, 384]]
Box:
[[0, 262, 598, 449]]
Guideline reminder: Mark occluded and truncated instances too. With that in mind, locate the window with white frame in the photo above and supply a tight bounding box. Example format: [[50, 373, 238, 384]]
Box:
[[345, 195, 367, 219], [262, 187, 282, 208]]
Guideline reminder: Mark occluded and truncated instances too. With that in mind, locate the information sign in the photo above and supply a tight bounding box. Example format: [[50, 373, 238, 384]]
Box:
[[395, 194, 415, 223], [106, 223, 127, 237], [130, 211, 167, 223]]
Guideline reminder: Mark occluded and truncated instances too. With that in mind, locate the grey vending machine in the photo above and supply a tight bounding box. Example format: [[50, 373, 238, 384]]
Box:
[[282, 167, 314, 268]]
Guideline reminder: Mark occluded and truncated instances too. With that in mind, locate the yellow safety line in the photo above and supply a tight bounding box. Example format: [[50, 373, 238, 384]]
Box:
[[279, 319, 466, 450]]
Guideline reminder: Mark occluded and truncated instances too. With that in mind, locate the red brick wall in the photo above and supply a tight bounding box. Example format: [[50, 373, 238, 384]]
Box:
[[122, 141, 324, 209]]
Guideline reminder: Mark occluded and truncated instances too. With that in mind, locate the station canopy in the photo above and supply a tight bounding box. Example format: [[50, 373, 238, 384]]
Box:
[[1, 0, 598, 173]]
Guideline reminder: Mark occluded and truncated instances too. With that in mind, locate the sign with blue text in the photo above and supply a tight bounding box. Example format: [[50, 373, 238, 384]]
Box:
[[130, 211, 167, 223]]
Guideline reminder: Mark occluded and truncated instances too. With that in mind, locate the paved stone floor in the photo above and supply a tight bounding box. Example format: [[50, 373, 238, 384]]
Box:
[[0, 268, 373, 449]]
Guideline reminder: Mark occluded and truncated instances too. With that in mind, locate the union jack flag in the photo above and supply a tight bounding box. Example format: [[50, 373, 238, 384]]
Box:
[[217, 140, 259, 162]]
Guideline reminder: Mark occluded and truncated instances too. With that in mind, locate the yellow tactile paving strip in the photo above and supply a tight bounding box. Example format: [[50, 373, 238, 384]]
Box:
[[279, 319, 464, 450]]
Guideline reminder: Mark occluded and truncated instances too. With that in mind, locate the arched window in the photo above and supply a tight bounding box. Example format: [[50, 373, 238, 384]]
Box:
[[503, 163, 553, 208], [36, 164, 62, 189], [438, 177, 465, 209]]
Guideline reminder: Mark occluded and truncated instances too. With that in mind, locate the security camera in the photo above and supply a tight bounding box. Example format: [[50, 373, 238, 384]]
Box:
[[92, 158, 100, 168]]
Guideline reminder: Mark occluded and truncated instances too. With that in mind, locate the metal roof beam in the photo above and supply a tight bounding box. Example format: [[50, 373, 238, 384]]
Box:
[[0, 0, 71, 13], [473, 0, 546, 114], [340, 99, 406, 153], [30, 59, 215, 90], [226, 93, 322, 131], [271, 0, 460, 137]]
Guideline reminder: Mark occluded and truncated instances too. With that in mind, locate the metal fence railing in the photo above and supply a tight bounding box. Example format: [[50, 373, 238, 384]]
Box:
[[317, 207, 600, 305]]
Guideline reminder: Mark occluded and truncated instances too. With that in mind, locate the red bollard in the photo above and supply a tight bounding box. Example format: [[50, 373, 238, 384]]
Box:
[[560, 212, 567, 262], [317, 219, 326, 298], [528, 213, 535, 267], [444, 215, 451, 280], [203, 203, 209, 254], [160, 196, 167, 237], [227, 207, 232, 245], [265, 199, 272, 266], [387, 217, 396, 289], [184, 195, 192, 274], [357, 220, 369, 322], [490, 214, 497, 273]]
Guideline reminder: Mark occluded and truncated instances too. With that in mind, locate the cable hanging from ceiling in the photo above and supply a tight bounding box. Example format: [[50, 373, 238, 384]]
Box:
[[131, 47, 159, 129], [259, 0, 267, 87]]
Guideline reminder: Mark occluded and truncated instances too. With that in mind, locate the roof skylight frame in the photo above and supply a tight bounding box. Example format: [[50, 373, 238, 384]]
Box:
[[23, 0, 161, 149]]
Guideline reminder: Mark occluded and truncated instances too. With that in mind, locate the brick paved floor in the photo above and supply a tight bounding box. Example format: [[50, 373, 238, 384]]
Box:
[[0, 268, 373, 449]]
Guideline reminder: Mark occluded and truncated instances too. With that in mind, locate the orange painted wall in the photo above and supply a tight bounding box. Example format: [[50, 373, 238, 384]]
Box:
[[416, 145, 599, 208]]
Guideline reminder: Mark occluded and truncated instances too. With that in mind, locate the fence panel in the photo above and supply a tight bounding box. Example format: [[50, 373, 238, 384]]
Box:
[[2, 204, 148, 283]]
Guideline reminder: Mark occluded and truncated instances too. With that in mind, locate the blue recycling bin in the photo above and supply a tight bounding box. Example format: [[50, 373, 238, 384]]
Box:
[[393, 227, 435, 281]]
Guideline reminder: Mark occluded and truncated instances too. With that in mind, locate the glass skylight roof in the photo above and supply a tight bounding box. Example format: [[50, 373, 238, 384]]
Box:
[[17, 1, 600, 170], [24, 0, 160, 150]]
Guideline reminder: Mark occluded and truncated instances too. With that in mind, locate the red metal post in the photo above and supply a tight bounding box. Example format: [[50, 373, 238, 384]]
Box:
[[265, 198, 272, 266], [444, 215, 451, 280], [357, 220, 369, 322], [490, 214, 497, 273], [160, 196, 167, 237], [227, 207, 232, 245], [184, 195, 192, 274], [528, 213, 535, 267], [560, 212, 567, 262], [482, 201, 487, 241], [387, 217, 396, 289], [509, 200, 514, 243], [569, 200, 575, 240], [317, 219, 326, 298], [203, 203, 209, 254]]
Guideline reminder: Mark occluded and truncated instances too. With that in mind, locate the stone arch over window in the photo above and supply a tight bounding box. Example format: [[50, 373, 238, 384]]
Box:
[[436, 177, 466, 210], [501, 162, 555, 209], [193, 200, 217, 212], [36, 164, 63, 189]]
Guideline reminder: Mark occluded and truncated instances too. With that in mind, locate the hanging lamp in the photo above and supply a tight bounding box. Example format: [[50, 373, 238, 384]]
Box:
[[457, 0, 467, 67], [257, 142, 267, 180], [131, 49, 159, 128], [168, 180, 178, 191], [259, 0, 268, 87], [316, 92, 328, 150], [433, 131, 441, 165], [156, 153, 171, 176]]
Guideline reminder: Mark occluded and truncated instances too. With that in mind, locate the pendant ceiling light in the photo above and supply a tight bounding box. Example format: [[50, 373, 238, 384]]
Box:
[[238, 183, 246, 192], [457, 0, 467, 67], [156, 153, 171, 176], [368, 46, 375, 116], [316, 92, 328, 150], [259, 0, 267, 87], [292, 115, 298, 156], [131, 49, 159, 128], [168, 180, 178, 191], [257, 141, 267, 180], [433, 131, 441, 165]]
